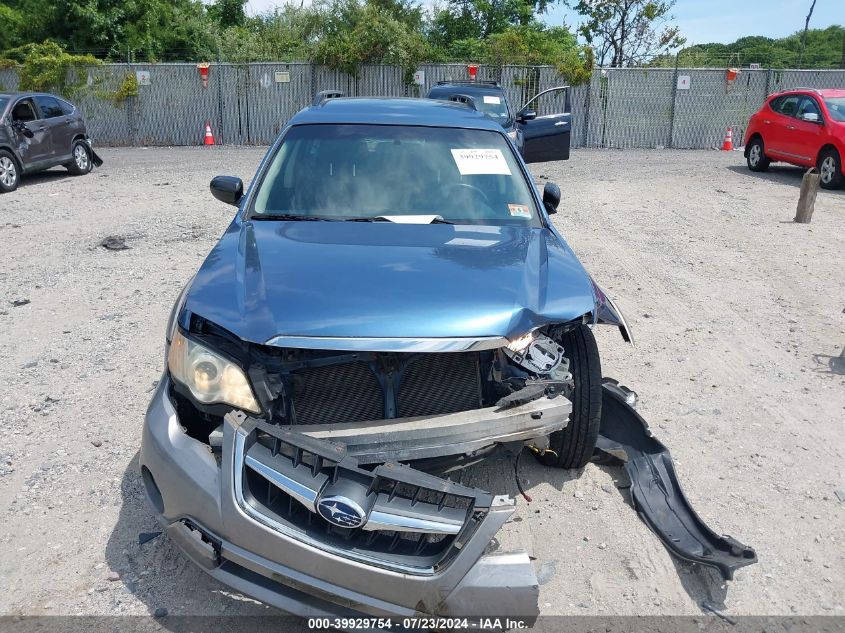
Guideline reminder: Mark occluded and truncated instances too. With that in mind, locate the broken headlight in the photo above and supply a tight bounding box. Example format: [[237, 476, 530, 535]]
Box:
[[168, 330, 260, 413], [505, 331, 567, 377]]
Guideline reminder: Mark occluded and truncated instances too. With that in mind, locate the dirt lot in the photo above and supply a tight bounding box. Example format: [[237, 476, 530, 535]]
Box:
[[0, 147, 843, 620]]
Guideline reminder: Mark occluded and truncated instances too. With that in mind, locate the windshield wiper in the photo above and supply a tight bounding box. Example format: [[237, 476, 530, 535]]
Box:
[[250, 214, 338, 221]]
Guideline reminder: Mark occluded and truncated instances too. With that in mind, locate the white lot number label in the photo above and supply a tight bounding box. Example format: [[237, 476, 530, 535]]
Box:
[[451, 149, 511, 176], [136, 70, 151, 86], [483, 95, 501, 104], [676, 75, 691, 90]]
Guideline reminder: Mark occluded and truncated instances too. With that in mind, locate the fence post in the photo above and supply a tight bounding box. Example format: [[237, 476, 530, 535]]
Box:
[[765, 68, 772, 96], [667, 53, 679, 149], [582, 71, 592, 148], [126, 53, 136, 147], [216, 51, 224, 145]]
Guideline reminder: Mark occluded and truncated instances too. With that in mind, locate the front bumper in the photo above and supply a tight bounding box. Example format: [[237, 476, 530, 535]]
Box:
[[140, 377, 541, 620]]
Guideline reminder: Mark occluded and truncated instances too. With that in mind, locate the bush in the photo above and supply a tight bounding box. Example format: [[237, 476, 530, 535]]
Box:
[[3, 41, 100, 95]]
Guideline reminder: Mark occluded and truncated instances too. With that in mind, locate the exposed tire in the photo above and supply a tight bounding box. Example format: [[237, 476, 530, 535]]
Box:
[[66, 140, 93, 175], [746, 137, 770, 172], [818, 148, 843, 190], [537, 324, 602, 469], [0, 150, 21, 193]]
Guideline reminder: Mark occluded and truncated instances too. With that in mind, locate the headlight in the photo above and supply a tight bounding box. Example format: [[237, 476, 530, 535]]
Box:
[[168, 330, 260, 413], [506, 330, 537, 353]]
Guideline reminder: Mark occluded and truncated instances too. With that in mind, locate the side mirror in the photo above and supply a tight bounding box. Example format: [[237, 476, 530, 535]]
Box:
[[517, 109, 537, 123], [210, 176, 243, 206], [542, 182, 561, 214], [801, 112, 820, 123]]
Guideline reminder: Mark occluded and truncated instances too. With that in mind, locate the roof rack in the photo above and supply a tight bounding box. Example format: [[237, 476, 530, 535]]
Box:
[[435, 80, 500, 87], [312, 89, 344, 106]]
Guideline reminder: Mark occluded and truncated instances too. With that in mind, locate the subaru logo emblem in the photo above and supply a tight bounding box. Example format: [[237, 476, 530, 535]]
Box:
[[316, 496, 366, 528]]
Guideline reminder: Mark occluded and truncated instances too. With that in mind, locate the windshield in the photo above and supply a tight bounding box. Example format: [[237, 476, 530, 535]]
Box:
[[474, 94, 513, 128], [251, 124, 541, 226], [824, 97, 845, 122]]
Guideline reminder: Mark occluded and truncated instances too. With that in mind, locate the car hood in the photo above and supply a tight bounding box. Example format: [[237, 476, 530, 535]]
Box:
[[182, 218, 597, 344]]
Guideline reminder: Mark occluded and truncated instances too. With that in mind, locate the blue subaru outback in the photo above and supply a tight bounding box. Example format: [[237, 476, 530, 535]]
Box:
[[141, 96, 630, 622]]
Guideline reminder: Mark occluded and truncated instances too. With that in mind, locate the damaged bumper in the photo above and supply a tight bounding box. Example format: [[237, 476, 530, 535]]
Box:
[[140, 377, 541, 620]]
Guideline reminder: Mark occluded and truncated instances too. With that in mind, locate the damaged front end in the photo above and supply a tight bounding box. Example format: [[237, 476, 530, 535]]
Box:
[[141, 314, 586, 621]]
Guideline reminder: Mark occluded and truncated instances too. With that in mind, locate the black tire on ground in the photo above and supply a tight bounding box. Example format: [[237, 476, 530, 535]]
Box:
[[66, 140, 93, 175], [537, 324, 603, 469], [746, 136, 770, 172], [817, 147, 843, 190], [0, 150, 21, 193]]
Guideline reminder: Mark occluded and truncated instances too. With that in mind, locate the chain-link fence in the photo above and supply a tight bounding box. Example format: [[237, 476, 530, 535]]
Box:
[[5, 63, 843, 148]]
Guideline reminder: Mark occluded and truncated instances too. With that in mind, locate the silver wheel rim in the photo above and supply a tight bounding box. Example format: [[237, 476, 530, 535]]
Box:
[[74, 144, 89, 170], [820, 156, 835, 184], [0, 156, 16, 188], [749, 144, 760, 166]]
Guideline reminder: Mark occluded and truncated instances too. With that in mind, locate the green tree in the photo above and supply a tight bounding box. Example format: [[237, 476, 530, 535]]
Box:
[[209, 0, 247, 28], [310, 0, 427, 80], [3, 40, 100, 94], [569, 0, 685, 66]]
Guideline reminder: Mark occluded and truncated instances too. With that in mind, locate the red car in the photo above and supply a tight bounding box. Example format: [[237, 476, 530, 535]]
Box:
[[744, 88, 845, 189]]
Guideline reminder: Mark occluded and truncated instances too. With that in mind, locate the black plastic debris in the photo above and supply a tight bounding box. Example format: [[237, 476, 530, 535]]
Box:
[[11, 298, 30, 307], [100, 235, 130, 251], [595, 380, 758, 581], [139, 531, 162, 545]]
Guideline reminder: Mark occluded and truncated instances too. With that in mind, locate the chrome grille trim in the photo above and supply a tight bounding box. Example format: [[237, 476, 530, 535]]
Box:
[[230, 415, 493, 575], [233, 426, 437, 575], [264, 335, 509, 353]]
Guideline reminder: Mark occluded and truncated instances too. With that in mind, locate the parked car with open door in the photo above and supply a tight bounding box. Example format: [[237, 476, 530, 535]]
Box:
[[427, 80, 572, 163]]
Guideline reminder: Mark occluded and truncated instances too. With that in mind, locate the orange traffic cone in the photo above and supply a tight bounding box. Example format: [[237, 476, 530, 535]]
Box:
[[721, 127, 733, 151], [203, 121, 215, 146]]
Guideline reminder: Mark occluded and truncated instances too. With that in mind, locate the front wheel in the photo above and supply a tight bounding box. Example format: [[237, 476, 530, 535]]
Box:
[[66, 140, 93, 175], [746, 137, 770, 172], [537, 324, 602, 469], [0, 150, 21, 193], [818, 148, 843, 190]]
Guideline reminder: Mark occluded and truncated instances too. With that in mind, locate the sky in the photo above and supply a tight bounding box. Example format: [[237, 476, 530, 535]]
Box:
[[243, 0, 843, 46]]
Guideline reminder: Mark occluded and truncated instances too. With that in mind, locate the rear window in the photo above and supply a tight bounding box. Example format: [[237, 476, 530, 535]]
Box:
[[57, 98, 75, 115], [824, 97, 845, 122], [34, 95, 64, 119], [771, 95, 802, 117]]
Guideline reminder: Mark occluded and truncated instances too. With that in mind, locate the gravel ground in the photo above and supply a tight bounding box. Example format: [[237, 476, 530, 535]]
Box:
[[0, 147, 843, 621]]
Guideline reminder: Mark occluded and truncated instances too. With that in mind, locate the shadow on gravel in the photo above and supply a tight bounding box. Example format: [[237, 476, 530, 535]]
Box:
[[105, 453, 298, 630], [17, 168, 74, 189], [726, 165, 845, 195], [465, 451, 729, 612]]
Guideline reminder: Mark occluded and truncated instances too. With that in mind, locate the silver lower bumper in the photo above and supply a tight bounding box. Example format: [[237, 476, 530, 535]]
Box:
[[140, 376, 542, 620]]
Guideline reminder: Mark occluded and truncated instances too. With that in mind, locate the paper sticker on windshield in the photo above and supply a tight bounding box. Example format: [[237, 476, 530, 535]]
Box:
[[483, 95, 501, 105], [451, 149, 511, 176], [508, 204, 532, 218]]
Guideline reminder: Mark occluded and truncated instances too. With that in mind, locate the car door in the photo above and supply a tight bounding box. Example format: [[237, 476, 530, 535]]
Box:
[[765, 94, 803, 162], [34, 95, 73, 162], [9, 97, 52, 167], [516, 87, 571, 163], [784, 96, 825, 165]]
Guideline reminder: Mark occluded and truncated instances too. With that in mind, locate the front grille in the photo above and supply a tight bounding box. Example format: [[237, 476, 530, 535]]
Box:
[[292, 361, 383, 425], [398, 353, 481, 418], [233, 416, 492, 573], [289, 352, 482, 425]]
